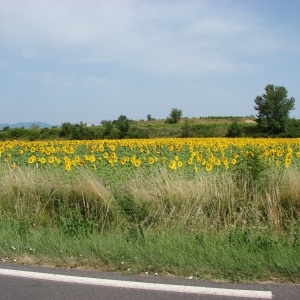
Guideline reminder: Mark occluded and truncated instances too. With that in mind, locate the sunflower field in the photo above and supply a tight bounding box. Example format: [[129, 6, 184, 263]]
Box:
[[1, 138, 300, 176]]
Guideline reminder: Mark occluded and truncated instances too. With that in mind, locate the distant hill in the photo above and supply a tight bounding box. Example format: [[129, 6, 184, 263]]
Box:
[[0, 122, 53, 130]]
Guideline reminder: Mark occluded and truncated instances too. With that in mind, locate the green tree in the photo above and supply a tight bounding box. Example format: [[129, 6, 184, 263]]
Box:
[[30, 123, 40, 130], [147, 114, 155, 121], [166, 108, 183, 124], [226, 122, 243, 137], [116, 115, 130, 138], [101, 120, 113, 137], [181, 119, 194, 137], [59, 122, 73, 137], [282, 118, 300, 137], [254, 84, 295, 135]]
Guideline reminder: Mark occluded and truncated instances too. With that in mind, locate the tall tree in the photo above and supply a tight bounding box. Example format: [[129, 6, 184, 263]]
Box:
[[166, 108, 183, 124], [116, 115, 130, 138], [254, 84, 295, 135]]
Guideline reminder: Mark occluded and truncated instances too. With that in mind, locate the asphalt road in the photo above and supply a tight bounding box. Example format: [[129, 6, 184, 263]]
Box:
[[0, 262, 299, 300]]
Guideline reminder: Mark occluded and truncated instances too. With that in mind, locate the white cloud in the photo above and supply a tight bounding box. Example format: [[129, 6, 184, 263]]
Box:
[[0, 0, 299, 76]]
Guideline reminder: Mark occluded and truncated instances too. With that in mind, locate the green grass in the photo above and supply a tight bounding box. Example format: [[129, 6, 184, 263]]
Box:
[[1, 224, 299, 283], [0, 164, 300, 282]]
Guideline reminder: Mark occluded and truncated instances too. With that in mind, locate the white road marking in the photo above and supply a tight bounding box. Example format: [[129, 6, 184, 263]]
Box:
[[0, 268, 272, 299]]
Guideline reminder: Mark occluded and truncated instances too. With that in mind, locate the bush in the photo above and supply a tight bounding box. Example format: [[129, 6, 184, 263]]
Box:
[[226, 122, 243, 137]]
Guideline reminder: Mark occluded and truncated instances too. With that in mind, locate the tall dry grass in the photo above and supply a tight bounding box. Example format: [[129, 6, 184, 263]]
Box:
[[0, 165, 299, 232], [0, 166, 114, 231], [118, 166, 300, 231]]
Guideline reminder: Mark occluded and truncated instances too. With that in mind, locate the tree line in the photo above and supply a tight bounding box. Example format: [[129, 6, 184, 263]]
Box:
[[1, 84, 299, 140]]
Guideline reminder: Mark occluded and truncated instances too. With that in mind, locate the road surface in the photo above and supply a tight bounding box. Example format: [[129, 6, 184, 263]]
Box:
[[0, 262, 299, 299]]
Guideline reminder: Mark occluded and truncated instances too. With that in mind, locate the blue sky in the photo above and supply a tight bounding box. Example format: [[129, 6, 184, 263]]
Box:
[[0, 0, 300, 126]]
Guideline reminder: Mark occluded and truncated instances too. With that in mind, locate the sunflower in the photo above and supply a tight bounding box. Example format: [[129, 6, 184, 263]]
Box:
[[149, 157, 155, 165], [28, 155, 36, 164], [205, 163, 213, 171], [121, 157, 127, 165], [187, 157, 193, 165], [169, 160, 176, 170], [39, 157, 46, 164], [109, 144, 116, 151], [134, 158, 141, 167], [48, 156, 55, 164], [285, 157, 292, 167]]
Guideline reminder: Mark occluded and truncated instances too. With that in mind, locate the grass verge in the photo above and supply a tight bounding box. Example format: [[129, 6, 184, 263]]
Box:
[[0, 224, 300, 283], [0, 164, 299, 283]]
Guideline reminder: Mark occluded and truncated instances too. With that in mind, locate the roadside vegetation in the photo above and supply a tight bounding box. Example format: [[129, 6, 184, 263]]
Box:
[[0, 137, 300, 282], [0, 165, 299, 282], [0, 84, 299, 282]]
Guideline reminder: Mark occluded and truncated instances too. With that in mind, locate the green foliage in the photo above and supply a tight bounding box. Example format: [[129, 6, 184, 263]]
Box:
[[0, 131, 9, 140], [281, 118, 300, 137], [39, 127, 60, 139], [17, 216, 31, 236], [226, 122, 243, 137], [227, 228, 280, 251], [126, 224, 145, 244], [58, 207, 98, 237], [181, 119, 195, 137], [228, 228, 254, 245], [30, 123, 40, 130], [165, 108, 183, 124], [59, 122, 73, 138], [27, 130, 40, 141], [2, 115, 300, 140], [0, 164, 300, 281], [0, 117, 268, 140], [234, 147, 267, 183], [254, 84, 295, 135], [127, 126, 150, 139], [59, 122, 102, 140], [1, 226, 299, 282], [7, 127, 26, 139], [115, 191, 149, 225], [146, 114, 155, 121], [101, 120, 115, 138], [189, 124, 227, 137], [181, 121, 229, 138], [116, 115, 130, 138]]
